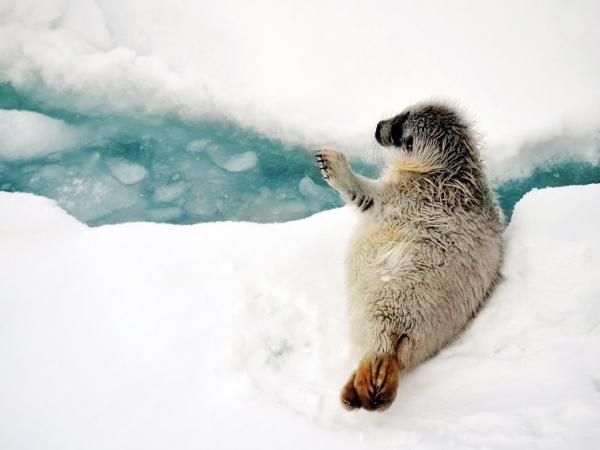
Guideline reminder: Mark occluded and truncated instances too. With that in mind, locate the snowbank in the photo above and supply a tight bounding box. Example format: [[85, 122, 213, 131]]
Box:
[[1, 185, 599, 449], [1, 0, 599, 163]]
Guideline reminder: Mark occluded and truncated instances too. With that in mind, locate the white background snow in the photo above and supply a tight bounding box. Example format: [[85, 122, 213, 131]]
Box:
[[1, 0, 600, 176], [1, 0, 600, 448]]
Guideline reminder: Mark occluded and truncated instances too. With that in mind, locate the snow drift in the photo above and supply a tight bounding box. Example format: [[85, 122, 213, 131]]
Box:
[[1, 184, 599, 449], [1, 0, 600, 157]]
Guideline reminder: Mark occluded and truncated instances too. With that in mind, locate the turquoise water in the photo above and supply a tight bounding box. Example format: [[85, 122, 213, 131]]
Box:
[[496, 161, 600, 220], [0, 83, 598, 225], [0, 83, 376, 225]]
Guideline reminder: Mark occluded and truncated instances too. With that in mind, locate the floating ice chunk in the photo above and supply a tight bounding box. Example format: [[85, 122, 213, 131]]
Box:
[[148, 207, 183, 221], [298, 176, 327, 199], [235, 187, 307, 222], [185, 188, 219, 217], [76, 179, 138, 221], [153, 182, 186, 203], [27, 161, 141, 222], [298, 176, 339, 210], [187, 139, 218, 153], [106, 158, 149, 184], [0, 110, 85, 160], [217, 151, 258, 172], [58, 176, 141, 222], [29, 164, 63, 182]]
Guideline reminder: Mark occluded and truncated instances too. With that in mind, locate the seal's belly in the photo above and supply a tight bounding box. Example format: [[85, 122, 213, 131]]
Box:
[[347, 222, 414, 286]]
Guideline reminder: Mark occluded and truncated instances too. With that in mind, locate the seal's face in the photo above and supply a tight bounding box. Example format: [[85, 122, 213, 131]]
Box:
[[375, 111, 412, 150], [375, 102, 474, 170]]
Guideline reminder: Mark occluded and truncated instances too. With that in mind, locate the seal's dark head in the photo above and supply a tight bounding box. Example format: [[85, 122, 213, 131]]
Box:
[[375, 102, 479, 173]]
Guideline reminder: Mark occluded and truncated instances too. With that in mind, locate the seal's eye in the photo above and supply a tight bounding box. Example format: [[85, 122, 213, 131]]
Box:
[[390, 124, 402, 147], [404, 136, 413, 152]]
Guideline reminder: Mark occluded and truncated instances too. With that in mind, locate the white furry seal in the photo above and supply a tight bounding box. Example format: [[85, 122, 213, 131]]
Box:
[[316, 101, 503, 411]]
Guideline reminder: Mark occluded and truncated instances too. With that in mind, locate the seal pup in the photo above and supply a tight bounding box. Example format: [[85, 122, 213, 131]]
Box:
[[316, 101, 503, 411]]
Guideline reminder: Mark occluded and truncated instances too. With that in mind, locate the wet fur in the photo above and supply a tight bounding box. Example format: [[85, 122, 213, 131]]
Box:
[[316, 101, 504, 411]]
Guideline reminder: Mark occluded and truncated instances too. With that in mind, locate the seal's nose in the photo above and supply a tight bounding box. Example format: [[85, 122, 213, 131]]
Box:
[[375, 121, 384, 145]]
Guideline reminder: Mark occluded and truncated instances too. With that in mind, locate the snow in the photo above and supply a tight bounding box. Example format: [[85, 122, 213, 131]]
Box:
[[1, 185, 599, 449], [1, 0, 599, 163], [0, 109, 86, 160], [490, 131, 600, 184], [1, 1, 600, 445]]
